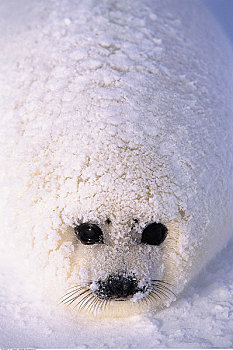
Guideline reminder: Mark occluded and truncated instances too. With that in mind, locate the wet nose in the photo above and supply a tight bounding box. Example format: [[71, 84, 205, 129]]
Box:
[[107, 274, 137, 298]]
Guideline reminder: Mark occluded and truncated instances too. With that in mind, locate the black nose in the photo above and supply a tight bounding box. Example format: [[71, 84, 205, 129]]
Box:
[[96, 274, 138, 300]]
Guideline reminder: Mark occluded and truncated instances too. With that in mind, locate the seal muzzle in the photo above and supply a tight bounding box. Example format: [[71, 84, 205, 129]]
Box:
[[95, 274, 139, 300]]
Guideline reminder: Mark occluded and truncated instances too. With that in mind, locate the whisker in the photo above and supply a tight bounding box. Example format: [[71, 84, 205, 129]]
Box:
[[98, 299, 105, 313], [61, 287, 87, 300], [86, 293, 105, 314], [92, 296, 100, 313], [152, 279, 174, 287], [90, 298, 98, 314], [101, 299, 108, 313], [64, 296, 80, 306], [154, 287, 170, 300], [61, 293, 79, 305], [150, 290, 162, 301], [103, 299, 108, 312], [65, 284, 81, 291], [94, 297, 104, 314], [80, 294, 94, 311], [62, 286, 84, 296], [155, 285, 172, 295], [63, 293, 83, 306], [75, 292, 92, 310], [140, 293, 151, 306], [151, 280, 176, 298], [155, 284, 177, 298], [61, 279, 176, 315], [147, 294, 154, 305], [60, 282, 111, 315], [66, 282, 92, 290], [86, 295, 96, 312], [60, 288, 84, 303], [63, 289, 89, 306]]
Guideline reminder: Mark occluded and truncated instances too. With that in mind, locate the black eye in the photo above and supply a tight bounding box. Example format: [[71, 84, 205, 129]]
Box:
[[141, 222, 167, 246], [74, 223, 104, 245]]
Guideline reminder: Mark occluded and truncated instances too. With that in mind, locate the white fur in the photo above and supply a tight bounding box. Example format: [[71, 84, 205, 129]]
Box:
[[0, 0, 233, 317]]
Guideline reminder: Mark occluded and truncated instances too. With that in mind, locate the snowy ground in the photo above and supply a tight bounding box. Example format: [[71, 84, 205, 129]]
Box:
[[1, 237, 233, 348]]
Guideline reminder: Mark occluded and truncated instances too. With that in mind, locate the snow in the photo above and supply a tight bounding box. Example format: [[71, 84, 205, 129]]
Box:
[[0, 0, 233, 347], [1, 238, 233, 348]]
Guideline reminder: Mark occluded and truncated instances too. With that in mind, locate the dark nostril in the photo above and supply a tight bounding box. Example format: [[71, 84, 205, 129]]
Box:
[[107, 274, 137, 298]]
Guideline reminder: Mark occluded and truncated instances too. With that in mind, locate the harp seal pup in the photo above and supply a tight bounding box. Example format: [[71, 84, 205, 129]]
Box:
[[0, 0, 233, 317]]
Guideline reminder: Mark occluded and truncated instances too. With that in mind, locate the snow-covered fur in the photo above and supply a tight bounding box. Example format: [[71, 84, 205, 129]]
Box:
[[0, 0, 233, 317]]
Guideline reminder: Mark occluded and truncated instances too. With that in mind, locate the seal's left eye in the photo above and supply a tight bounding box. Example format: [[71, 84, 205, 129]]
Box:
[[74, 223, 104, 245], [141, 222, 167, 245]]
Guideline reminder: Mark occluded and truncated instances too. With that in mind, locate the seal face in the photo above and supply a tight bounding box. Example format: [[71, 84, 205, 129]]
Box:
[[60, 200, 177, 315], [70, 220, 170, 306]]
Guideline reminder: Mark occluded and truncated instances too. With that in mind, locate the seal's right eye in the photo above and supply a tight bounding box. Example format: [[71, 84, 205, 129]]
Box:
[[74, 223, 104, 245]]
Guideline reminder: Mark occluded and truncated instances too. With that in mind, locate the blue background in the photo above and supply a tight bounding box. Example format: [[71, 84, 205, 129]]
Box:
[[202, 0, 233, 44]]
